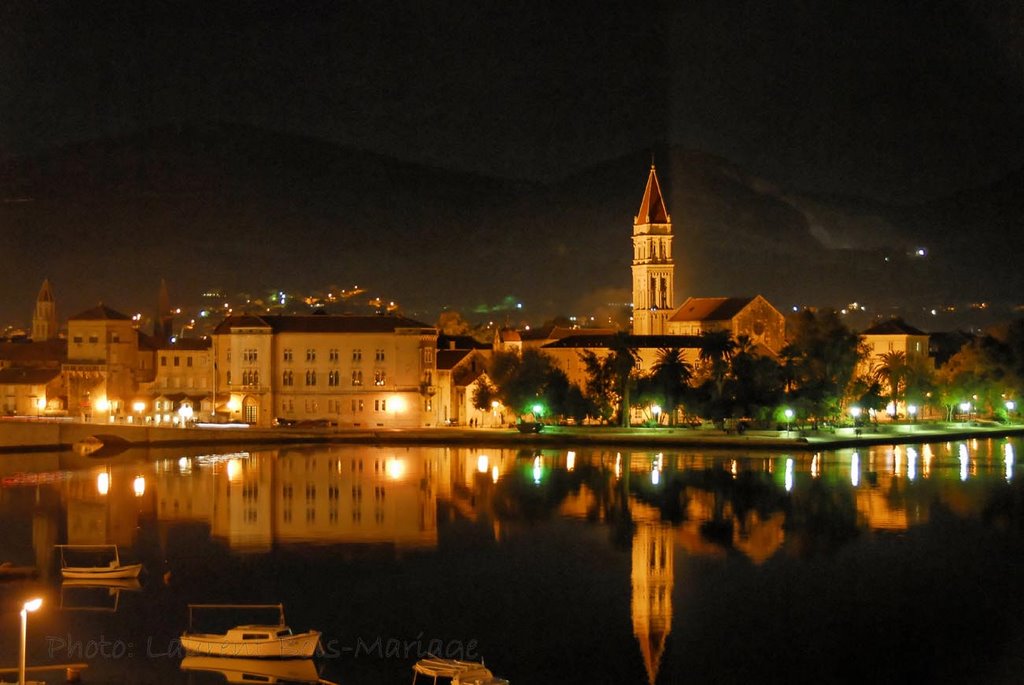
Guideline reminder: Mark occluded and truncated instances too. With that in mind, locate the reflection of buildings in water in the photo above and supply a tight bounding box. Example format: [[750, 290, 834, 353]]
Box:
[[631, 502, 673, 685], [153, 448, 447, 550], [66, 463, 155, 547], [274, 449, 437, 548]]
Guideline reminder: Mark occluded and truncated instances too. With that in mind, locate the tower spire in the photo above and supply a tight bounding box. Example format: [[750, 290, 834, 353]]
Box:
[[31, 278, 57, 341], [631, 165, 675, 335]]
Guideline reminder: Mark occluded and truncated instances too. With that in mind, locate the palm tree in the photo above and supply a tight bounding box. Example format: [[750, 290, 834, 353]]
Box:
[[698, 330, 736, 403], [650, 347, 694, 425], [873, 350, 908, 418]]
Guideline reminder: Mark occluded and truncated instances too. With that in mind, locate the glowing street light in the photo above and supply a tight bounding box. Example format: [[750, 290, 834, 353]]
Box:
[[784, 408, 794, 434], [178, 403, 193, 428], [651, 404, 662, 426], [20, 597, 43, 685]]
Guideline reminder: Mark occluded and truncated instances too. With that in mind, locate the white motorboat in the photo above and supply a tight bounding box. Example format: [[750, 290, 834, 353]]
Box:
[[56, 544, 143, 579], [180, 604, 321, 659], [180, 656, 321, 684], [412, 656, 509, 685]]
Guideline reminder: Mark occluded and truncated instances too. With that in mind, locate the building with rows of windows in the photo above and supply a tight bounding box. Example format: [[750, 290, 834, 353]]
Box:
[[212, 314, 439, 427]]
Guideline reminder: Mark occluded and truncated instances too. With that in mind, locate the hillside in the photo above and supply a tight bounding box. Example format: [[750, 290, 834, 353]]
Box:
[[1, 124, 1016, 327]]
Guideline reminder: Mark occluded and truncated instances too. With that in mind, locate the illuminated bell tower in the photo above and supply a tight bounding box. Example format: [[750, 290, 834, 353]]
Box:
[[631, 164, 674, 335], [32, 278, 57, 341]]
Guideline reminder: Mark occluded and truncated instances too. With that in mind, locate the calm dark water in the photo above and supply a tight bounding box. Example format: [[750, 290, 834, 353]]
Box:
[[2, 439, 1024, 684]]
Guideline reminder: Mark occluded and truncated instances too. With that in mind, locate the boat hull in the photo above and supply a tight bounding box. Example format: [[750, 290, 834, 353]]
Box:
[[61, 564, 143, 580], [180, 631, 321, 659]]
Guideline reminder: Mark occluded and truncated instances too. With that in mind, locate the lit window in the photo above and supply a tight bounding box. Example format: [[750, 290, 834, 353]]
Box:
[[351, 370, 362, 386]]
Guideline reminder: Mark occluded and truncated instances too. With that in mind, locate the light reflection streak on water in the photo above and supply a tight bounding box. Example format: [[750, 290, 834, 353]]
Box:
[[851, 452, 860, 487], [923, 444, 933, 478], [960, 443, 969, 482], [566, 451, 576, 471], [810, 454, 820, 479], [894, 447, 902, 478], [785, 458, 794, 492], [1006, 443, 1014, 483], [907, 447, 917, 481], [533, 456, 542, 485], [614, 453, 621, 479]]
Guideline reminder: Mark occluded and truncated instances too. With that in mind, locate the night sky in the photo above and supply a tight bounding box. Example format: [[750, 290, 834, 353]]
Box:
[[2, 1, 1023, 325]]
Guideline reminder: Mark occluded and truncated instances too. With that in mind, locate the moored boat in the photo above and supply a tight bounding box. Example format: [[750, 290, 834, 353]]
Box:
[[56, 544, 143, 579], [180, 604, 321, 659], [412, 655, 509, 685]]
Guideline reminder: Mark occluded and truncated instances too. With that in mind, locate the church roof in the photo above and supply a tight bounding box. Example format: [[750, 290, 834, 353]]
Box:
[[69, 304, 131, 321], [635, 164, 670, 225], [861, 319, 928, 336], [669, 297, 755, 322]]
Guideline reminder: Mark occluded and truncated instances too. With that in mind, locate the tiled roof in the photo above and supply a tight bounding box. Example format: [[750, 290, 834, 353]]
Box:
[[669, 297, 754, 322], [0, 367, 61, 384], [437, 334, 490, 350], [542, 334, 705, 349], [0, 340, 66, 364], [69, 304, 132, 321], [437, 349, 472, 371], [158, 338, 212, 351], [635, 164, 670, 224], [519, 326, 618, 342], [215, 314, 433, 335], [861, 319, 928, 336]]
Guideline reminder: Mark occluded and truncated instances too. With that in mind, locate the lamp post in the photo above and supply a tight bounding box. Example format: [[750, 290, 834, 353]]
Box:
[[651, 404, 662, 427], [784, 408, 793, 435], [20, 597, 42, 685], [1006, 400, 1016, 424], [908, 404, 917, 431]]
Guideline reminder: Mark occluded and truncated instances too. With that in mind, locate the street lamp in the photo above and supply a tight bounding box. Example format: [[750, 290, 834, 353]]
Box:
[[177, 403, 193, 428], [908, 404, 917, 424], [651, 404, 662, 426], [784, 408, 793, 434], [1006, 400, 1016, 423], [20, 597, 42, 685]]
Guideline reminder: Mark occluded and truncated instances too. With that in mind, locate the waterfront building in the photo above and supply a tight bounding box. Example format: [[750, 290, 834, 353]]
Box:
[[212, 314, 438, 427], [139, 337, 214, 424], [860, 318, 929, 365], [435, 338, 494, 426], [62, 304, 156, 422]]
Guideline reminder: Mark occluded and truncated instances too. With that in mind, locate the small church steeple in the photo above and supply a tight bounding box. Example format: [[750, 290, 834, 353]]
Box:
[[31, 278, 57, 341], [154, 279, 174, 343], [631, 164, 675, 335]]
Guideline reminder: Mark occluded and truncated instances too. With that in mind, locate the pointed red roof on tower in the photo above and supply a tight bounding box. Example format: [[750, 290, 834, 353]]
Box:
[[635, 164, 670, 225], [36, 279, 54, 303]]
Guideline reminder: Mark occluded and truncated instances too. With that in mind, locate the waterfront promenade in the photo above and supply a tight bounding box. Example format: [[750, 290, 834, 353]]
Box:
[[2, 417, 1023, 453]]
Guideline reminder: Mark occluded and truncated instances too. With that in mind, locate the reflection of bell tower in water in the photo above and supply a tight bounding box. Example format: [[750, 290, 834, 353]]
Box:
[[631, 164, 674, 335], [632, 518, 674, 685]]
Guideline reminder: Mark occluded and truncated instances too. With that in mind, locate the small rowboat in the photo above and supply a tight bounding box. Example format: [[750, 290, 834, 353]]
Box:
[[412, 655, 509, 685]]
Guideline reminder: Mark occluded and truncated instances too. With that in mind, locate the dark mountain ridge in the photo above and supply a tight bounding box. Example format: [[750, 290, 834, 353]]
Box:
[[0, 123, 1017, 327]]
